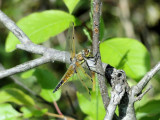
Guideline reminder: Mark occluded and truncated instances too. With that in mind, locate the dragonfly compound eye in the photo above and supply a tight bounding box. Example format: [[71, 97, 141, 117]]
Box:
[[84, 49, 90, 57]]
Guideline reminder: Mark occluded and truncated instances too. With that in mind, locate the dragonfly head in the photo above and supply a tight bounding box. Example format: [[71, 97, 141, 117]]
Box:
[[82, 49, 92, 58]]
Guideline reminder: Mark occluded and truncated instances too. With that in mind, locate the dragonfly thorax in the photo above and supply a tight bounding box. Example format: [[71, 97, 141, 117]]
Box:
[[76, 53, 83, 61], [75, 49, 92, 63], [81, 49, 92, 58]]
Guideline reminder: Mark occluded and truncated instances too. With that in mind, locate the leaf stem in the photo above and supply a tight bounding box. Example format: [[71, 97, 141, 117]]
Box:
[[53, 101, 63, 115]]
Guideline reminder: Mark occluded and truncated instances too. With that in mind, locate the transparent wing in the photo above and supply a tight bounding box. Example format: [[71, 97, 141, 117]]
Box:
[[76, 62, 93, 87], [65, 22, 75, 61], [73, 62, 93, 100]]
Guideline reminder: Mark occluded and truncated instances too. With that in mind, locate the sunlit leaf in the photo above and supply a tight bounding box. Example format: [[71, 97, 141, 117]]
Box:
[[100, 38, 150, 81], [6, 10, 80, 52], [77, 91, 105, 120], [34, 69, 61, 102], [40, 89, 61, 102], [63, 0, 80, 14], [0, 103, 21, 120], [84, 116, 94, 120], [0, 88, 35, 106]]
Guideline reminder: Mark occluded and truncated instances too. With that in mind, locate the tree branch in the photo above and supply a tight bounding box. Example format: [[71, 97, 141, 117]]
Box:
[[104, 66, 128, 120], [92, 0, 110, 110], [133, 62, 160, 96], [117, 62, 160, 120], [0, 9, 108, 80], [0, 56, 50, 79], [16, 44, 69, 63], [0, 64, 36, 95], [134, 86, 152, 102], [0, 10, 31, 44]]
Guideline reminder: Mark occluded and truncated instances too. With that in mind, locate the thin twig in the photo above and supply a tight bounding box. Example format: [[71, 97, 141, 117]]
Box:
[[45, 112, 64, 119], [133, 62, 160, 96], [0, 56, 51, 79], [35, 105, 75, 120], [134, 86, 152, 102], [92, 0, 110, 110], [53, 101, 63, 115], [45, 112, 75, 120]]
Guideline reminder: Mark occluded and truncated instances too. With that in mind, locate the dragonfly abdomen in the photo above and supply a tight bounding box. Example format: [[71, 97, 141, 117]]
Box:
[[53, 65, 74, 93]]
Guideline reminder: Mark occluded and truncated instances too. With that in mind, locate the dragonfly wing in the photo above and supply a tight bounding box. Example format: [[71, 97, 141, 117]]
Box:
[[73, 62, 93, 99], [76, 62, 93, 88], [66, 22, 75, 61]]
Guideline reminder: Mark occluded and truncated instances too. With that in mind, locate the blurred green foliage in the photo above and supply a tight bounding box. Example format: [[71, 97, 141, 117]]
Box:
[[0, 88, 35, 106], [0, 0, 159, 120]]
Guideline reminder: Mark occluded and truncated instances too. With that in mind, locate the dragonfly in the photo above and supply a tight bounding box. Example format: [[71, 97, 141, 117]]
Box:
[[53, 23, 96, 97]]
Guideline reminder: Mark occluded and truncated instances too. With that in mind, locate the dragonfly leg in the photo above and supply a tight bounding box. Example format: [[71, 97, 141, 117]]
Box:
[[85, 60, 104, 76], [94, 41, 101, 65], [74, 67, 77, 73], [93, 52, 100, 65], [70, 57, 73, 64]]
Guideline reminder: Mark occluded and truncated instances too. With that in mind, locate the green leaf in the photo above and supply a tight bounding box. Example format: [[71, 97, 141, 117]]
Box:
[[63, 0, 80, 14], [20, 107, 33, 118], [21, 69, 35, 79], [0, 103, 21, 120], [77, 91, 105, 120], [100, 38, 150, 80], [6, 10, 80, 52], [34, 69, 61, 102], [138, 114, 160, 120], [137, 100, 160, 114], [20, 106, 48, 118], [84, 116, 94, 120], [32, 108, 47, 117], [0, 88, 35, 106], [40, 89, 61, 103]]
